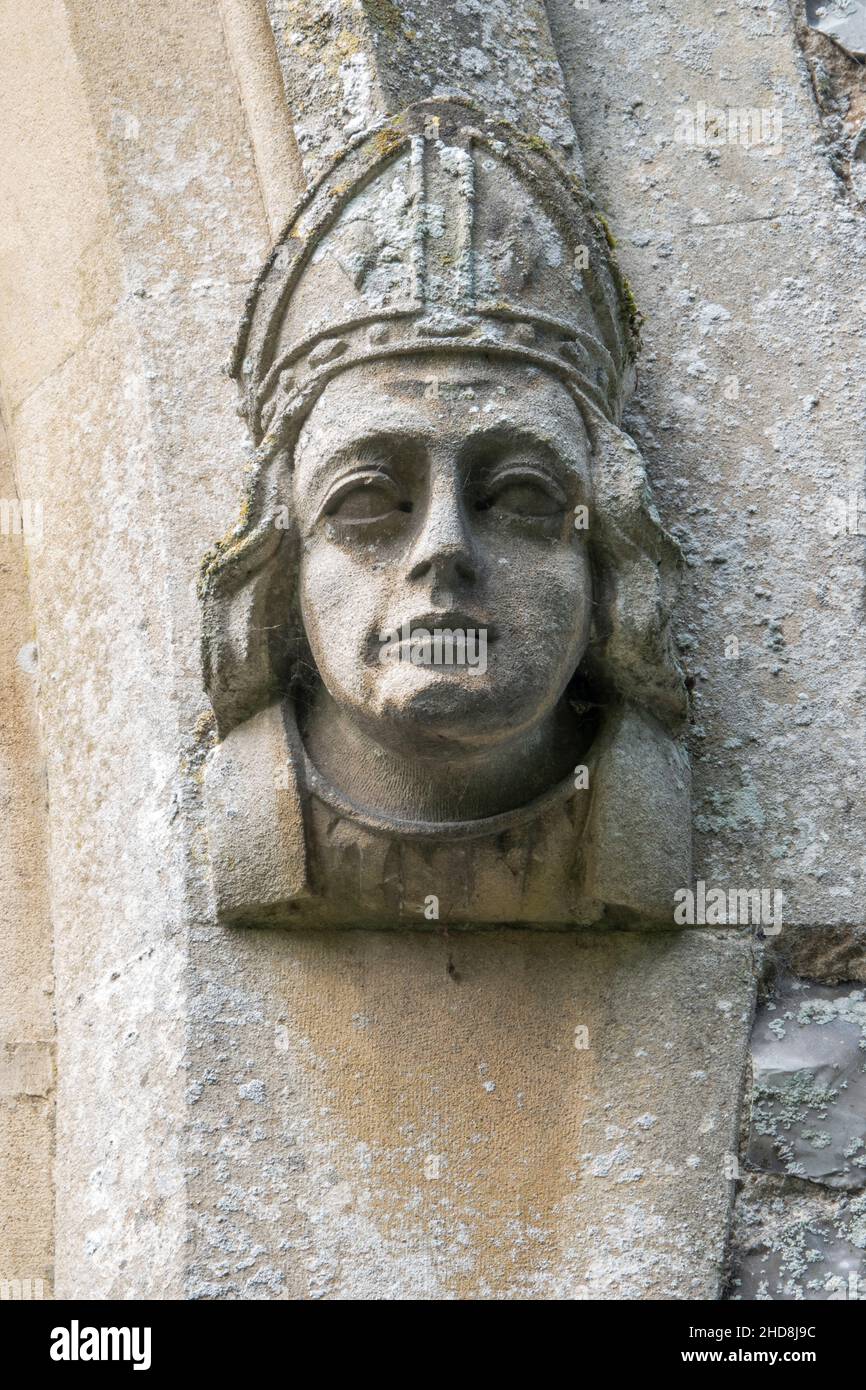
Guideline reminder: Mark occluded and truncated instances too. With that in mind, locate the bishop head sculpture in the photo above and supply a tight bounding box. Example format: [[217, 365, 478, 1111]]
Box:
[[200, 98, 691, 928]]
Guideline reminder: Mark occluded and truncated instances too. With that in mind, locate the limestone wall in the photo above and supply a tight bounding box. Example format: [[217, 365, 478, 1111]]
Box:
[[0, 416, 53, 1299], [0, 0, 862, 1300]]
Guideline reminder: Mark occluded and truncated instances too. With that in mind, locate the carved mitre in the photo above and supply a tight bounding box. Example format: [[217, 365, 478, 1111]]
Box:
[[199, 96, 691, 929], [236, 97, 635, 448]]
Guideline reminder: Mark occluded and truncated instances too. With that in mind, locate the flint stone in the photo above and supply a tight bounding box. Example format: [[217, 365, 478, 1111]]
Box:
[[806, 0, 866, 60], [730, 1192, 866, 1301], [747, 980, 866, 1189]]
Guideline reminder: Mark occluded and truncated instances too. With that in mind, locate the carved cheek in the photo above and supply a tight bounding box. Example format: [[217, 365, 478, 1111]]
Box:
[[298, 536, 388, 688], [568, 542, 593, 638], [492, 529, 589, 619], [511, 539, 592, 669], [541, 546, 592, 652]]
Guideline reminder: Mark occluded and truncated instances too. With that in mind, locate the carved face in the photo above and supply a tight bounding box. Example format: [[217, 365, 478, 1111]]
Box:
[[292, 354, 593, 754]]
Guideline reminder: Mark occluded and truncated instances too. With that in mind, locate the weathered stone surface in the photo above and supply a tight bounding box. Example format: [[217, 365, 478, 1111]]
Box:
[[0, 0, 273, 1297], [2, 0, 863, 1303], [0, 0, 123, 406], [218, 0, 306, 233], [0, 416, 54, 1297], [806, 0, 866, 60], [747, 979, 866, 1190], [729, 1176, 866, 1300], [729, 969, 866, 1301], [769, 923, 866, 985], [187, 927, 754, 1298], [548, 0, 866, 928], [265, 0, 582, 181], [205, 703, 309, 924]]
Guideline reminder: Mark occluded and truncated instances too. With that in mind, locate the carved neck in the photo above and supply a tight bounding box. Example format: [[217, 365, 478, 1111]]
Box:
[[299, 687, 592, 824]]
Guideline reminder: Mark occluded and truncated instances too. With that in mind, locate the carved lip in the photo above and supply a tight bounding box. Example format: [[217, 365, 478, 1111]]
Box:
[[368, 613, 497, 667], [390, 611, 497, 642]]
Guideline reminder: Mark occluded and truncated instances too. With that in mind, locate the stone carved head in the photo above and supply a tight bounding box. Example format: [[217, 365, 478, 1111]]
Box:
[[200, 98, 690, 926]]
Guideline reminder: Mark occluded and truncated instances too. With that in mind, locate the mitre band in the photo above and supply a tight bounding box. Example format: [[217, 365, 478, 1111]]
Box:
[[253, 306, 622, 447]]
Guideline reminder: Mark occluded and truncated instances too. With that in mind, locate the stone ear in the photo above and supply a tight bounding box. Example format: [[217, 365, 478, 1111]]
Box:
[[200, 455, 299, 737], [583, 416, 687, 728]]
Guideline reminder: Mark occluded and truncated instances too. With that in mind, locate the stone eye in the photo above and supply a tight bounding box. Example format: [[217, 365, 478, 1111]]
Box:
[[326, 473, 412, 523], [476, 472, 565, 518]]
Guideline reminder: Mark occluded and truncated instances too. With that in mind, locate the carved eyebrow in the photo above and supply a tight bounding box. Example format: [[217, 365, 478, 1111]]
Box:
[[331, 429, 415, 455], [463, 422, 553, 443], [301, 429, 433, 500], [459, 423, 569, 454], [296, 429, 417, 492], [459, 426, 586, 482]]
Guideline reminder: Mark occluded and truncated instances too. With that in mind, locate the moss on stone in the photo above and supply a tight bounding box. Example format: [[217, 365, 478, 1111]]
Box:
[[372, 125, 403, 160], [360, 0, 404, 42]]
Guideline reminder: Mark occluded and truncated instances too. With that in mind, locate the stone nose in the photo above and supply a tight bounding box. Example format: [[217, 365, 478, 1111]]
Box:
[[405, 470, 480, 589]]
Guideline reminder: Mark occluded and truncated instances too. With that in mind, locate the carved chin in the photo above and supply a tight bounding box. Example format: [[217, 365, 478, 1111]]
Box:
[[366, 662, 548, 746]]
